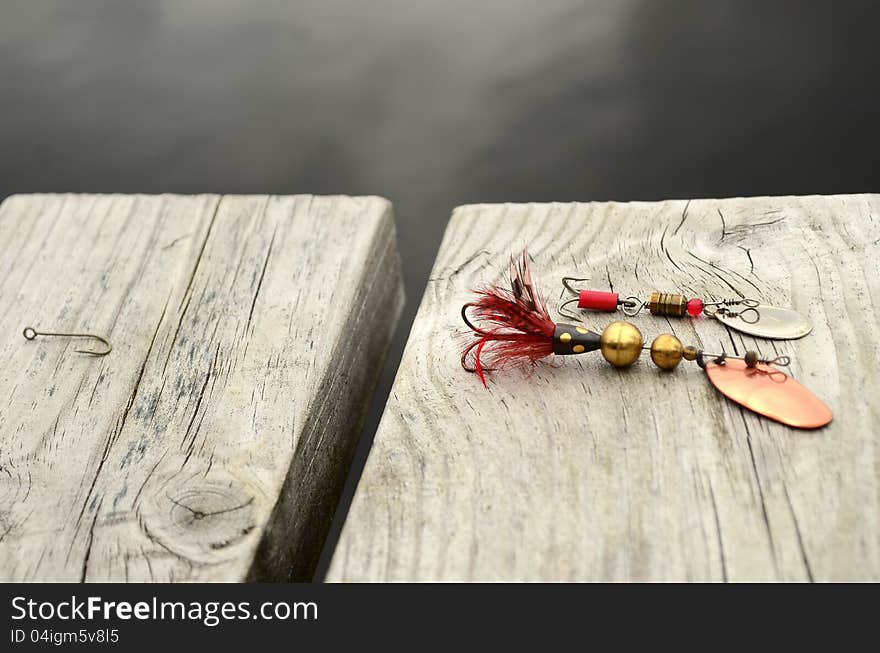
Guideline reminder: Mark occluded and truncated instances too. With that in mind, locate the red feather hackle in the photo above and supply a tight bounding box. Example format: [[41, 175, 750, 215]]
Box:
[[461, 250, 556, 386]]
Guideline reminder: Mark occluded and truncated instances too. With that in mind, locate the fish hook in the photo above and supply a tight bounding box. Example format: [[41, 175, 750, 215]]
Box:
[[23, 326, 112, 357]]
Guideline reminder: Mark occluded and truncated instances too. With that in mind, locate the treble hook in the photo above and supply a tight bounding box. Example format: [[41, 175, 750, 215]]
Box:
[[557, 297, 581, 321], [461, 303, 492, 336], [561, 276, 590, 296], [460, 304, 495, 374], [461, 339, 492, 374], [23, 326, 112, 357]]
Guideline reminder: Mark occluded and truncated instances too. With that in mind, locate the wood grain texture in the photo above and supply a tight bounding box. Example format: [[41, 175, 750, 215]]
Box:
[[0, 193, 403, 582], [328, 195, 880, 582]]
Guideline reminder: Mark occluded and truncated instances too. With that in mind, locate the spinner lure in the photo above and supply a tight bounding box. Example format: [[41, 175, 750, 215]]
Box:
[[460, 251, 831, 429], [558, 277, 812, 340]]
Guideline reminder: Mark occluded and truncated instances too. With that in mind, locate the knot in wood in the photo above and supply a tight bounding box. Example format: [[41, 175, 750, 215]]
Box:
[[141, 480, 259, 564]]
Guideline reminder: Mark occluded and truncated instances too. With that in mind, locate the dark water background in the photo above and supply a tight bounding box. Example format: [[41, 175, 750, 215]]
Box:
[[2, 1, 878, 579]]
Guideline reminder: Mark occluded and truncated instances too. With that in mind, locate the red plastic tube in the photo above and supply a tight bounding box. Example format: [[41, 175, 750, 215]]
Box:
[[578, 290, 619, 311]]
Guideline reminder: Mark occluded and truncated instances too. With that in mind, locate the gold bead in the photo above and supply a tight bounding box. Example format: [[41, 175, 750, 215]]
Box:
[[682, 345, 699, 361], [599, 321, 643, 367], [650, 333, 683, 370]]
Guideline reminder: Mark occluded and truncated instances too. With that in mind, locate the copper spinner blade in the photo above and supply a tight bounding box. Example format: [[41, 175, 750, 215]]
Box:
[[704, 358, 832, 429]]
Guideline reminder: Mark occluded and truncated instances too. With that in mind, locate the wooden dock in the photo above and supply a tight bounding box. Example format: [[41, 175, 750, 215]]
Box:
[[328, 195, 880, 581], [0, 193, 403, 581]]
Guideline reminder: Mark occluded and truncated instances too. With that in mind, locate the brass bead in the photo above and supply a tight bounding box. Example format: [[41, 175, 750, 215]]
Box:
[[599, 321, 643, 367], [682, 345, 700, 361], [650, 333, 684, 370], [648, 292, 687, 317]]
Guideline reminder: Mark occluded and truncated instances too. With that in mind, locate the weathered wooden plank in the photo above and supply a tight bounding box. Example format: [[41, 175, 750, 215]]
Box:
[[0, 193, 403, 582], [328, 195, 880, 582]]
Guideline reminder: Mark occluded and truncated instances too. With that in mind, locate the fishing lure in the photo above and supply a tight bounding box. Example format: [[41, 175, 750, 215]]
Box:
[[558, 277, 812, 340], [461, 252, 831, 429]]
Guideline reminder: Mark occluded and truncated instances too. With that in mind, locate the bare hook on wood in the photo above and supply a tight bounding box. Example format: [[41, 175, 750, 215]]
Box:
[[23, 326, 112, 356]]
